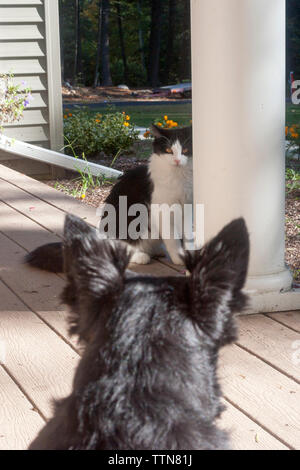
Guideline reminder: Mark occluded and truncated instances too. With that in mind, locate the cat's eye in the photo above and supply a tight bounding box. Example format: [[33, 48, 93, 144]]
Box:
[[166, 148, 173, 154], [183, 148, 189, 154]]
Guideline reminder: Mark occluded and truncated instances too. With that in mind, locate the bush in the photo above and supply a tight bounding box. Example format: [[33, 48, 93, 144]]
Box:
[[63, 108, 139, 157], [286, 124, 300, 159]]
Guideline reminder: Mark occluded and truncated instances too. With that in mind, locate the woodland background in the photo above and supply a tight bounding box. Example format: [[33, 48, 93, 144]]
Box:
[[59, 0, 300, 90], [59, 0, 191, 88]]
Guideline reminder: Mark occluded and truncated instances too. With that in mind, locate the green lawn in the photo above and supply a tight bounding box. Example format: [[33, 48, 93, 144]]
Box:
[[65, 103, 192, 128], [65, 102, 298, 128], [286, 103, 300, 126]]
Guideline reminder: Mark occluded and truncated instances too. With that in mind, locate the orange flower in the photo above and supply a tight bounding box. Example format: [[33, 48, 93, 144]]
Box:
[[124, 122, 129, 127], [164, 115, 168, 121], [157, 122, 162, 127], [64, 115, 67, 119], [68, 113, 73, 117], [144, 130, 150, 138], [95, 119, 101, 123], [126, 115, 130, 121], [285, 126, 288, 136]]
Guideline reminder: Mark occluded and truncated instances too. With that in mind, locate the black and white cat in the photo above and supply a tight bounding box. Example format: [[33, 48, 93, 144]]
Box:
[[100, 124, 193, 265], [25, 125, 193, 272]]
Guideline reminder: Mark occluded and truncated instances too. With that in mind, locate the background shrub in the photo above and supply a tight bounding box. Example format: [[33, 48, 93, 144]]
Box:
[[63, 108, 139, 157]]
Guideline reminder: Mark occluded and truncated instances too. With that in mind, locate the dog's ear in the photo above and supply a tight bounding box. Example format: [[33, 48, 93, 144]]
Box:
[[62, 215, 131, 340], [184, 218, 250, 345]]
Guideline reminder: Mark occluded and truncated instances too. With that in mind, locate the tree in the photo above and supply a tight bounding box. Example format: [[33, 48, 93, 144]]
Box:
[[116, 1, 128, 83], [147, 0, 163, 87], [179, 0, 191, 81], [165, 0, 176, 83], [137, 0, 146, 76], [74, 0, 83, 82], [100, 0, 113, 85], [287, 0, 300, 81], [94, 0, 102, 87]]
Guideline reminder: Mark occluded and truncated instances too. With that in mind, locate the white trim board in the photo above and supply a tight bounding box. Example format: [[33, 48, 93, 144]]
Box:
[[0, 135, 123, 179], [244, 289, 300, 315]]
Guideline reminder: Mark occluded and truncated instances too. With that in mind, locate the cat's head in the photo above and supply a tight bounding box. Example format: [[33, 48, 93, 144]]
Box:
[[62, 215, 249, 349], [150, 124, 193, 167]]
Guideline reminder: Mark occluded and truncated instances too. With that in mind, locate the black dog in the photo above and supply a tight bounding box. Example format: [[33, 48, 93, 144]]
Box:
[[29, 215, 249, 450]]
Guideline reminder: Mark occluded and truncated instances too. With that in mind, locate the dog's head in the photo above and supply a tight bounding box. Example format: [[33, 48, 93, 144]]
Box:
[[62, 215, 249, 349]]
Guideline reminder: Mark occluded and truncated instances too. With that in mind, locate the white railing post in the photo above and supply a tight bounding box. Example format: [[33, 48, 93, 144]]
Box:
[[191, 0, 299, 312]]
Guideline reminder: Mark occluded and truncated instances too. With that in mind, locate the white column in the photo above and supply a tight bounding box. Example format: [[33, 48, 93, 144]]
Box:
[[191, 0, 296, 312]]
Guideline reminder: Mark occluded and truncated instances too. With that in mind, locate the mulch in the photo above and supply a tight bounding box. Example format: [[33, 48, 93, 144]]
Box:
[[285, 186, 300, 284], [62, 85, 189, 104]]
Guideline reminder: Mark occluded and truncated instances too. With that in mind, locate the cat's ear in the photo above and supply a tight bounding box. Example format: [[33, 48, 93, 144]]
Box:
[[150, 124, 164, 138], [184, 218, 250, 345], [62, 215, 130, 340]]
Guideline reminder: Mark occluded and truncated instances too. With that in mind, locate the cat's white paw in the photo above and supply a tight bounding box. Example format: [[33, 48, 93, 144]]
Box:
[[130, 251, 151, 265]]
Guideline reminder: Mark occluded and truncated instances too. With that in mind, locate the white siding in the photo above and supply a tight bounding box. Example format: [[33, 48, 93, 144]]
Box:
[[0, 0, 63, 177]]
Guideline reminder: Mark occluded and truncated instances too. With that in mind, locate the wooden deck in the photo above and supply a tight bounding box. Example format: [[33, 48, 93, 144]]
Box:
[[0, 164, 299, 450]]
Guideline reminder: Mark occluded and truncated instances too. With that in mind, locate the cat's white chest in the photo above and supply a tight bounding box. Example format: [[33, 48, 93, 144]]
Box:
[[149, 155, 193, 206]]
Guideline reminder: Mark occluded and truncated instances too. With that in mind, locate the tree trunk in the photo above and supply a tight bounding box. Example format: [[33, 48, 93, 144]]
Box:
[[101, 0, 113, 86], [94, 0, 102, 87], [180, 0, 191, 81], [73, 0, 82, 83], [116, 1, 128, 83], [137, 0, 146, 76], [148, 0, 163, 87], [165, 0, 176, 84]]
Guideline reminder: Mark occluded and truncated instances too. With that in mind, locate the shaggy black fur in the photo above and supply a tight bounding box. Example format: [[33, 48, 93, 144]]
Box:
[[25, 242, 63, 273], [29, 215, 249, 450]]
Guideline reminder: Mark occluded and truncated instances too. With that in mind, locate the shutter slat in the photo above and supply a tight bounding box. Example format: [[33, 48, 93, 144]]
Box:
[[0, 7, 43, 23], [0, 59, 46, 74], [4, 110, 48, 127], [3, 126, 49, 142], [0, 41, 44, 58], [0, 1, 42, 5], [0, 25, 43, 40], [11, 76, 46, 92]]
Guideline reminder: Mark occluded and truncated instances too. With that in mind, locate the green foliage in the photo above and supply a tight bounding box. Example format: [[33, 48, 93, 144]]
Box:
[[286, 124, 300, 160], [63, 109, 103, 156], [99, 110, 139, 155], [110, 59, 147, 87], [287, 0, 300, 81], [63, 107, 139, 157], [56, 141, 115, 199], [286, 167, 300, 193], [59, 0, 191, 87]]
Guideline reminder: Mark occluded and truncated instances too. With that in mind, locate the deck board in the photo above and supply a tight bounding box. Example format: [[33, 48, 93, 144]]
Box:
[[0, 231, 77, 350], [0, 280, 80, 419], [267, 311, 300, 333], [0, 367, 45, 450], [218, 400, 288, 450], [220, 344, 300, 449], [237, 315, 300, 382], [0, 163, 299, 450]]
